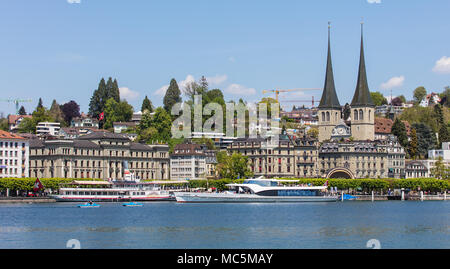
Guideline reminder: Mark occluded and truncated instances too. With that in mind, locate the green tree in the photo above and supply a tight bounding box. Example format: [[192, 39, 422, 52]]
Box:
[[18, 106, 26, 115], [103, 98, 134, 129], [138, 107, 172, 143], [413, 86, 427, 105], [409, 127, 418, 160], [413, 123, 438, 158], [141, 95, 153, 113], [307, 127, 319, 138], [89, 78, 107, 118], [106, 77, 120, 103], [0, 117, 9, 131], [217, 152, 253, 179], [36, 98, 44, 110], [49, 100, 65, 125], [431, 157, 449, 179], [370, 91, 388, 106], [440, 86, 450, 107], [163, 79, 182, 112], [391, 118, 408, 148]]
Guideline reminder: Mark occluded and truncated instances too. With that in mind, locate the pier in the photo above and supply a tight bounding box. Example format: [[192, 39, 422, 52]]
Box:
[[0, 197, 56, 203]]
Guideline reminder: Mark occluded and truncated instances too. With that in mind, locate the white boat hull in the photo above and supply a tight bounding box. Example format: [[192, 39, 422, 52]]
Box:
[[175, 192, 339, 203]]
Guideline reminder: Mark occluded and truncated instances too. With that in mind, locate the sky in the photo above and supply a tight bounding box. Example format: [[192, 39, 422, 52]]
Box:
[[1, 0, 450, 116]]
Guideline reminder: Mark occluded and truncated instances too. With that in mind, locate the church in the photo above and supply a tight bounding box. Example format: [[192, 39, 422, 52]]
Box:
[[317, 23, 406, 179]]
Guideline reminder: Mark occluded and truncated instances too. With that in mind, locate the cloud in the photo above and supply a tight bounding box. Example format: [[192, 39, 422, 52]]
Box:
[[67, 0, 81, 3], [225, 84, 256, 95], [119, 87, 139, 101], [432, 56, 450, 74], [367, 0, 381, 3], [154, 75, 196, 96], [206, 74, 228, 86], [380, 76, 405, 90]]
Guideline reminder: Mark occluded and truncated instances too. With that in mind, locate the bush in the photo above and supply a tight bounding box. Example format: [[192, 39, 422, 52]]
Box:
[[0, 178, 102, 191]]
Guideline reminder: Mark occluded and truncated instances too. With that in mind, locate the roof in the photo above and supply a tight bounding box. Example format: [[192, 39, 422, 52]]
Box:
[[77, 131, 130, 141], [318, 26, 341, 110], [7, 114, 32, 125], [0, 130, 26, 140], [375, 118, 393, 134], [351, 26, 375, 108], [113, 122, 136, 127], [69, 181, 112, 185], [171, 143, 206, 156]]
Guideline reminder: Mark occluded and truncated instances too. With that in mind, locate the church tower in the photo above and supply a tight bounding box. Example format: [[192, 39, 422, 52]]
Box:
[[350, 22, 375, 141], [318, 23, 341, 142]]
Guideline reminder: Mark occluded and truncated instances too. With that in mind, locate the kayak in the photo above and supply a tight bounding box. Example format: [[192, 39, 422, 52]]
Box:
[[78, 203, 100, 208], [122, 202, 143, 207]]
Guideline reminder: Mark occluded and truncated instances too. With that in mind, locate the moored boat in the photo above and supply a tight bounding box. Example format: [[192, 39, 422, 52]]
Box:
[[123, 202, 144, 207], [175, 178, 339, 203]]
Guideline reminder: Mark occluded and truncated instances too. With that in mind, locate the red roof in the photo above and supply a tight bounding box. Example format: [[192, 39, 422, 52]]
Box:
[[7, 115, 32, 125], [0, 130, 26, 140], [375, 118, 393, 134]]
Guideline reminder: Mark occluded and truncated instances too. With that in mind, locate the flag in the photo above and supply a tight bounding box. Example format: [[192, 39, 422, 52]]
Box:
[[99, 112, 104, 121], [324, 180, 329, 187], [33, 178, 43, 192]]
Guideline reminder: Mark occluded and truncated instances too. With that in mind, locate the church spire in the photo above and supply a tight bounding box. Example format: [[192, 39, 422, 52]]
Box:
[[351, 21, 374, 107], [318, 22, 341, 109]]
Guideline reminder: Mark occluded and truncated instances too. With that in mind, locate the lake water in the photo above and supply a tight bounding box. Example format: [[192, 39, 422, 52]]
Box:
[[0, 201, 448, 249]]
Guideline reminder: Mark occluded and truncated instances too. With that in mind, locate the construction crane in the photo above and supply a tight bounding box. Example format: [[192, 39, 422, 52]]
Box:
[[0, 98, 33, 115], [281, 96, 317, 107], [262, 88, 320, 103]]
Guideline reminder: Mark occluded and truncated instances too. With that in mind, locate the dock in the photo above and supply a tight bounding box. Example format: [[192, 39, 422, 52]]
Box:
[[0, 197, 56, 203]]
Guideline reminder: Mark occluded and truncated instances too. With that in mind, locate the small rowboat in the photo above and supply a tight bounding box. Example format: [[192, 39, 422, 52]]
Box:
[[78, 203, 100, 208], [122, 202, 144, 207]]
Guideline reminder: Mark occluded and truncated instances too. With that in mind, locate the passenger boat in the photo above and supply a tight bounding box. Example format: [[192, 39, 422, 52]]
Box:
[[51, 178, 188, 202], [175, 178, 339, 203]]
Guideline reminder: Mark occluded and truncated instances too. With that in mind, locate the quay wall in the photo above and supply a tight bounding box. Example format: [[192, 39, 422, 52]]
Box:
[[0, 197, 56, 203]]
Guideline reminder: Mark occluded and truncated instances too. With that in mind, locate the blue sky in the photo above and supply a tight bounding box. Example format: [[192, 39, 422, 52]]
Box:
[[1, 0, 450, 115]]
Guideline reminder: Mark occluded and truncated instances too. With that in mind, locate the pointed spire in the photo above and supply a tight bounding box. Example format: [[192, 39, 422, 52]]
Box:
[[351, 21, 375, 107], [318, 22, 341, 109]]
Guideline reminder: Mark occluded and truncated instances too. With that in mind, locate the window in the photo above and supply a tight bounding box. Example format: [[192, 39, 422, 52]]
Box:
[[359, 109, 364, 121], [354, 110, 358, 121]]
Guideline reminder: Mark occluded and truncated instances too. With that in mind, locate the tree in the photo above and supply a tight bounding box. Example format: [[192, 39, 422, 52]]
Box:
[[49, 100, 65, 125], [342, 103, 351, 120], [61, 100, 81, 125], [409, 127, 418, 160], [89, 77, 121, 119], [370, 92, 388, 106], [138, 107, 172, 143], [0, 117, 8, 131], [141, 96, 153, 113], [163, 79, 182, 112], [391, 118, 408, 148], [17, 117, 35, 133], [307, 128, 319, 138], [398, 95, 407, 104], [413, 123, 438, 158], [18, 106, 26, 115], [103, 98, 134, 129], [413, 86, 427, 105], [36, 98, 44, 110], [391, 97, 403, 106], [217, 152, 253, 179], [431, 157, 449, 179]]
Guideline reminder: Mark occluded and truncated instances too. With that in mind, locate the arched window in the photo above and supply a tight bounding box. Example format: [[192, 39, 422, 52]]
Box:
[[322, 112, 325, 122], [359, 109, 364, 121], [335, 112, 338, 122], [326, 112, 330, 122], [368, 109, 371, 121], [354, 110, 358, 121]]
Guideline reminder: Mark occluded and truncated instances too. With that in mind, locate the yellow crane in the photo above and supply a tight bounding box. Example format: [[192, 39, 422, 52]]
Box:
[[262, 88, 320, 103]]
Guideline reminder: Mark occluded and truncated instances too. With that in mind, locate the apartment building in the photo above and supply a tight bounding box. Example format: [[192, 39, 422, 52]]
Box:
[[0, 130, 29, 178]]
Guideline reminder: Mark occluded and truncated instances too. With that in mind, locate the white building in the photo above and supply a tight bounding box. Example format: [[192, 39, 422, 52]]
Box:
[[420, 93, 441, 107], [428, 142, 450, 161], [71, 115, 99, 128], [170, 143, 207, 180], [0, 130, 29, 178], [36, 122, 60, 136]]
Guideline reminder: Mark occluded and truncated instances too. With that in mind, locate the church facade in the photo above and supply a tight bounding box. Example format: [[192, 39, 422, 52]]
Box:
[[317, 23, 405, 179]]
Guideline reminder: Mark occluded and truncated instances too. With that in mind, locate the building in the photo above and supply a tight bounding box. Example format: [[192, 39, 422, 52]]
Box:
[[428, 142, 450, 161], [170, 143, 207, 180], [281, 108, 318, 126], [7, 115, 32, 132], [0, 130, 29, 178], [58, 127, 101, 139], [36, 122, 60, 136], [405, 161, 429, 178], [228, 135, 319, 178], [420, 93, 441, 107], [375, 118, 393, 140], [113, 122, 137, 134], [29, 131, 169, 180], [205, 150, 218, 178], [384, 135, 406, 179], [71, 114, 99, 128]]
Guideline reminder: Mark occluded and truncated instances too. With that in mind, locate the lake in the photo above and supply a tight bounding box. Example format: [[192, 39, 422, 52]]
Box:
[[0, 201, 448, 249]]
